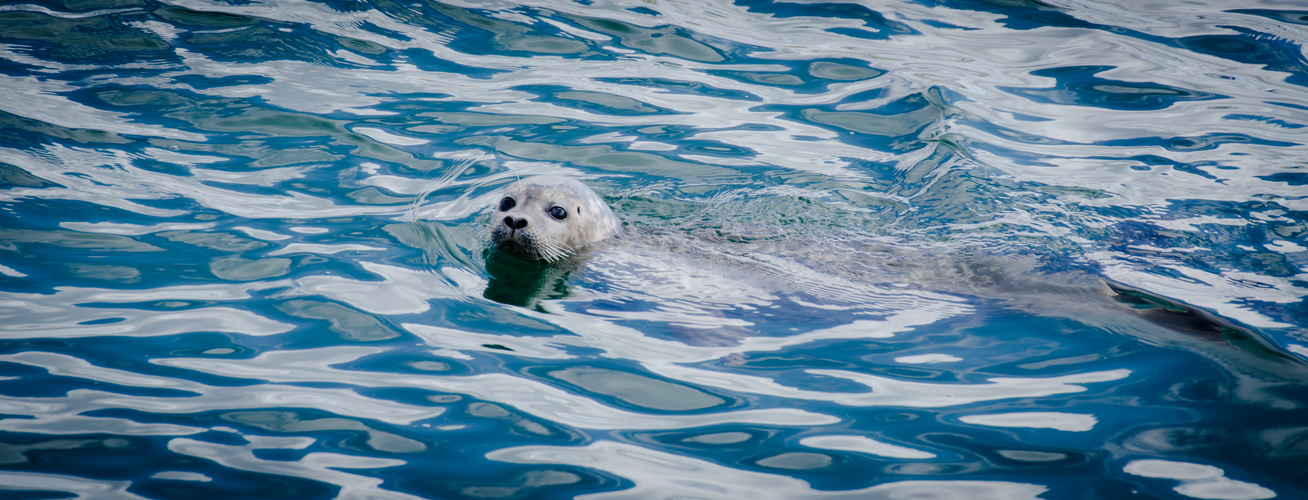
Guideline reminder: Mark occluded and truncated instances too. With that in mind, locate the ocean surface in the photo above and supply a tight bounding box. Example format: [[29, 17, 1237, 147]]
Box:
[[1, 0, 1307, 498]]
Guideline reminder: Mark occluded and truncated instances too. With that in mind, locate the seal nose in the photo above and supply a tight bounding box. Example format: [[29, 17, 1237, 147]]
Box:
[[503, 216, 527, 230]]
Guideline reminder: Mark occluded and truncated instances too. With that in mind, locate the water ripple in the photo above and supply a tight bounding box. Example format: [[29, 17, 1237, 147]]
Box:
[[489, 441, 1047, 500], [155, 347, 837, 430], [1, 0, 1306, 497]]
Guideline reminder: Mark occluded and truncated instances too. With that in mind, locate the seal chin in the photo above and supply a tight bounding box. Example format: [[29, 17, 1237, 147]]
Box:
[[495, 240, 532, 259]]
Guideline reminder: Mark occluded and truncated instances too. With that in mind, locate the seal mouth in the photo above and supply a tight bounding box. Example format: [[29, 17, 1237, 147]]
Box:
[[495, 240, 535, 259], [494, 236, 575, 263]]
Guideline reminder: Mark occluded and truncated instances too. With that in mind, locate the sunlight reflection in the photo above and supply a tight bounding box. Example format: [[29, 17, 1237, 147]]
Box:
[[489, 441, 1046, 499]]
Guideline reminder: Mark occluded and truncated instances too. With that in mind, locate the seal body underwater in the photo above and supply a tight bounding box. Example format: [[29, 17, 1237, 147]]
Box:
[[489, 175, 622, 263]]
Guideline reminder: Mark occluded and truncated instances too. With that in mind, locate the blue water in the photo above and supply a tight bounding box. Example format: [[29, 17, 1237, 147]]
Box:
[[1, 0, 1307, 498]]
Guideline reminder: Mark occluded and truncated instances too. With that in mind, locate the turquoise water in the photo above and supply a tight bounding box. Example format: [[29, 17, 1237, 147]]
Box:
[[2, 0, 1307, 498]]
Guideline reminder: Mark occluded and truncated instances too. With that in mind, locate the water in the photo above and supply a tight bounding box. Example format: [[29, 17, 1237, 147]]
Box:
[[1, 0, 1306, 498]]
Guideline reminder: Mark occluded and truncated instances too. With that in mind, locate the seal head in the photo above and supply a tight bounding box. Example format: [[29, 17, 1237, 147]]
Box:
[[490, 175, 622, 262]]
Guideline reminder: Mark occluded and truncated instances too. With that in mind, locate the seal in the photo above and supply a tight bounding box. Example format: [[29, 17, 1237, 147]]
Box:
[[489, 175, 622, 263]]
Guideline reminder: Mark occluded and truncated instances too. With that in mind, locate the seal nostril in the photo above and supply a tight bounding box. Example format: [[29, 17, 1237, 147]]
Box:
[[514, 218, 527, 229], [503, 216, 515, 228]]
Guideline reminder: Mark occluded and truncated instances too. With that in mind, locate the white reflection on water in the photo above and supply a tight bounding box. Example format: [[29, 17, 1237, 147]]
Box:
[[168, 436, 421, 500], [798, 434, 937, 460], [0, 391, 201, 436], [895, 353, 963, 364], [0, 283, 294, 339], [958, 412, 1099, 432], [58, 222, 217, 235], [149, 332, 1126, 435], [0, 351, 443, 428], [150, 471, 211, 482], [489, 440, 1047, 500], [0, 142, 405, 220], [353, 127, 430, 147], [661, 365, 1129, 409], [0, 73, 205, 142], [266, 243, 387, 256], [0, 471, 148, 500], [405, 307, 950, 364], [1124, 459, 1276, 500], [155, 347, 838, 430], [288, 262, 478, 315], [0, 301, 290, 339]]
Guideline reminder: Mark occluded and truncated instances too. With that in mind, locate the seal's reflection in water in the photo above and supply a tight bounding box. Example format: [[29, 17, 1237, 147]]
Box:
[[482, 247, 573, 308]]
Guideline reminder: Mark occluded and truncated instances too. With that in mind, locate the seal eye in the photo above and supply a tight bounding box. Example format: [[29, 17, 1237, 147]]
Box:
[[548, 206, 568, 220], [499, 197, 515, 211]]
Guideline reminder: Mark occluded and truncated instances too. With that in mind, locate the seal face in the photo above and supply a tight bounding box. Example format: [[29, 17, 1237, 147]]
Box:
[[489, 175, 622, 262]]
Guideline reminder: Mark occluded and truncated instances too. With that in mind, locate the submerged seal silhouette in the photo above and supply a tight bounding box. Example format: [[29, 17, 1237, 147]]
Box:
[[489, 175, 622, 262]]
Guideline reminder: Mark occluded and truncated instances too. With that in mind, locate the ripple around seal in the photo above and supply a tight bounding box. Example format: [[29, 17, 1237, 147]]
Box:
[[1, 0, 1308, 498]]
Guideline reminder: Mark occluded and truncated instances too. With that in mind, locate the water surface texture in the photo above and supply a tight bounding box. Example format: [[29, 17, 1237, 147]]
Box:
[[2, 0, 1307, 499]]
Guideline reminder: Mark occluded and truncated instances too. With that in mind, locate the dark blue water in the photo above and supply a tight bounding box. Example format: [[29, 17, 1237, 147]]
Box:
[[1, 1, 1307, 499]]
